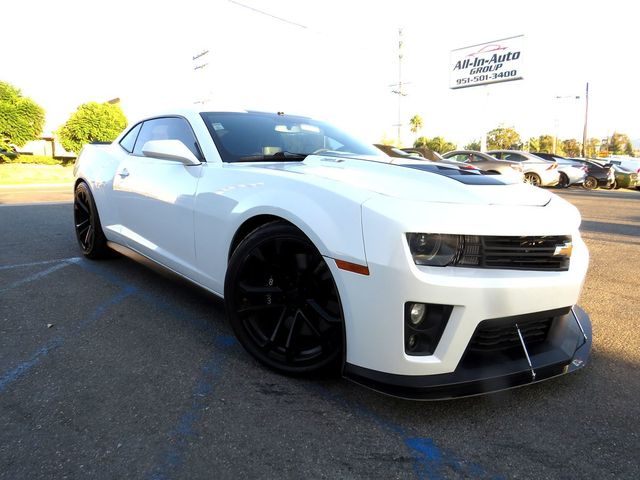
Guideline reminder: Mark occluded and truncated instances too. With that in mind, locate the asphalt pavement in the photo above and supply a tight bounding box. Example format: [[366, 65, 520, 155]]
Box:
[[0, 188, 638, 479]]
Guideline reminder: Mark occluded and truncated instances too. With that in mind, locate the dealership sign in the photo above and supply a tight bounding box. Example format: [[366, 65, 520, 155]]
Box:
[[450, 35, 524, 89]]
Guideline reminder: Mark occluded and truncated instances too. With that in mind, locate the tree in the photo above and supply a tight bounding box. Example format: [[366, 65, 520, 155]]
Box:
[[57, 101, 127, 154], [584, 138, 600, 158], [464, 140, 481, 151], [562, 139, 582, 157], [415, 136, 456, 154], [608, 132, 633, 156], [486, 126, 521, 150], [0, 81, 45, 158], [535, 135, 556, 154], [409, 114, 423, 143], [527, 137, 540, 152], [378, 134, 396, 146]]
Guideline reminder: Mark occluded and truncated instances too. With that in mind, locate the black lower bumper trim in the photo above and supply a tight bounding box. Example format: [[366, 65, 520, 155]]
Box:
[[343, 305, 592, 400]]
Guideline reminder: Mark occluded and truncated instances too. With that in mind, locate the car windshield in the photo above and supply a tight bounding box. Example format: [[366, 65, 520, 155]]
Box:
[[201, 112, 383, 163]]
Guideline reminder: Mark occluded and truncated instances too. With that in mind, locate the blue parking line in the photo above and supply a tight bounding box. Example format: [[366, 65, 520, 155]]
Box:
[[76, 259, 219, 336], [0, 258, 80, 293], [312, 386, 503, 480], [149, 336, 237, 480], [0, 286, 136, 394], [0, 339, 63, 393]]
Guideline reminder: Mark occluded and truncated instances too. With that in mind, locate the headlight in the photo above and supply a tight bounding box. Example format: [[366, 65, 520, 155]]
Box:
[[406, 233, 462, 266]]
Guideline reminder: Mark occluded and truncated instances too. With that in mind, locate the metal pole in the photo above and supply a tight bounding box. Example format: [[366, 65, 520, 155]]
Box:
[[582, 82, 589, 157], [397, 29, 403, 146]]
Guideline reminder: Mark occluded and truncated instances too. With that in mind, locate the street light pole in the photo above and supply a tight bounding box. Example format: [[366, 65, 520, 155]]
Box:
[[582, 82, 589, 157]]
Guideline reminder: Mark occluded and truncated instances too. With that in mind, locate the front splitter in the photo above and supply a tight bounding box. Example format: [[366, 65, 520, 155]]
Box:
[[343, 305, 592, 400]]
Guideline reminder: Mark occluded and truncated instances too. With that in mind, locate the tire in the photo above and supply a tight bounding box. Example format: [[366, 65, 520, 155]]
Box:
[[73, 182, 110, 259], [524, 172, 541, 186], [583, 176, 598, 190], [225, 222, 344, 375], [557, 172, 569, 188], [604, 180, 617, 190]]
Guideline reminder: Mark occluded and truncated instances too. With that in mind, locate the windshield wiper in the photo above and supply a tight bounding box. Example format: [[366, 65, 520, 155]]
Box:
[[236, 151, 308, 162]]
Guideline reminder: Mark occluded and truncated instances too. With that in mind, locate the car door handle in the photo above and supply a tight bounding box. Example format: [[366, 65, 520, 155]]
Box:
[[118, 168, 130, 178]]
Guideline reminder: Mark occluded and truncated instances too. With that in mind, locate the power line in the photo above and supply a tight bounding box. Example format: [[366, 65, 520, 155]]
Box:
[[227, 0, 308, 29]]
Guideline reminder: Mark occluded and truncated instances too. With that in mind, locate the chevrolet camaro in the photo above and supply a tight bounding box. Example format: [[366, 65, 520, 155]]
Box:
[[73, 108, 592, 399]]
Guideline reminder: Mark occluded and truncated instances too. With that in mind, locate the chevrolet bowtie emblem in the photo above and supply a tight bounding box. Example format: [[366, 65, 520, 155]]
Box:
[[554, 242, 573, 257]]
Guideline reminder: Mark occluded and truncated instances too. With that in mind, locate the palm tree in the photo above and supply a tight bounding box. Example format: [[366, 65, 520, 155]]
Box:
[[409, 115, 423, 145]]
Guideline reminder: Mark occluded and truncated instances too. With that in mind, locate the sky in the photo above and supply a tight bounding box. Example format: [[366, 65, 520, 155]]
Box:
[[4, 0, 639, 148]]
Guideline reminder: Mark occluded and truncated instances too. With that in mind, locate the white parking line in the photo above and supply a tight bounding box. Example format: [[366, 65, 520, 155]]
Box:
[[0, 201, 72, 207], [0, 257, 82, 271], [0, 258, 80, 293]]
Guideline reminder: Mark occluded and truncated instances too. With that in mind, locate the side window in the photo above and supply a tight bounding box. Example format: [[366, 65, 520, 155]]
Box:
[[504, 153, 524, 162], [119, 123, 142, 153], [491, 152, 502, 159], [133, 117, 202, 159]]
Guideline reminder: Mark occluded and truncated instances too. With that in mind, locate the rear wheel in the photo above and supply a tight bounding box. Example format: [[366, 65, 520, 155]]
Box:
[[225, 222, 344, 375], [557, 172, 569, 188], [583, 176, 598, 190], [524, 172, 541, 186], [604, 180, 617, 190], [74, 182, 110, 259]]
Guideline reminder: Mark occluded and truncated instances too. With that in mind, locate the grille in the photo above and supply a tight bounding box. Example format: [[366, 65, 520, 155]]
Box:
[[468, 316, 554, 352], [457, 235, 571, 271]]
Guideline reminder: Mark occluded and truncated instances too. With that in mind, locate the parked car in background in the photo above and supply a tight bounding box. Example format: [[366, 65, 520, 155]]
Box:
[[565, 158, 615, 190], [373, 144, 424, 160], [531, 153, 586, 188], [401, 147, 444, 162], [374, 145, 481, 171], [604, 156, 640, 174], [442, 150, 524, 182], [606, 164, 639, 190], [487, 150, 560, 187], [0, 146, 18, 160]]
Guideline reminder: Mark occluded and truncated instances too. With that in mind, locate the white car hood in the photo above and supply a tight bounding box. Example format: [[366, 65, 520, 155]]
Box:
[[261, 155, 553, 207]]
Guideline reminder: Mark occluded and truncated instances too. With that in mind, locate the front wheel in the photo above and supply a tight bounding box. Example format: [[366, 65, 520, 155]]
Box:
[[524, 172, 541, 186], [74, 182, 110, 259], [225, 222, 344, 375], [583, 176, 598, 190]]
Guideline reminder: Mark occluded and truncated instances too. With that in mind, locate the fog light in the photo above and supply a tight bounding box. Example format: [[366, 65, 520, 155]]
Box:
[[409, 303, 426, 326], [404, 302, 454, 356]]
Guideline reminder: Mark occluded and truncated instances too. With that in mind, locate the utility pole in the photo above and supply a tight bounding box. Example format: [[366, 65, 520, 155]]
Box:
[[582, 82, 589, 157], [193, 50, 210, 104], [390, 29, 407, 146]]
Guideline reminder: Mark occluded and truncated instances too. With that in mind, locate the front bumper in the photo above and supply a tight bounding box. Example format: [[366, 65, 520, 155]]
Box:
[[343, 306, 591, 400]]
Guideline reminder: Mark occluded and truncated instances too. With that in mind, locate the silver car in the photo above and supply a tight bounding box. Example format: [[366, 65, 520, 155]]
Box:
[[488, 150, 561, 187]]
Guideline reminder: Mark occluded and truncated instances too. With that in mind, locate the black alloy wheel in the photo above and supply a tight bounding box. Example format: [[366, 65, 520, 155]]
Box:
[[74, 182, 110, 258], [557, 172, 570, 188], [225, 222, 344, 375], [524, 172, 541, 186], [583, 176, 598, 190]]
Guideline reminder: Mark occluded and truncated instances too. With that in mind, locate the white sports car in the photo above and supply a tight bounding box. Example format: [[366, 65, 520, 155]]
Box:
[[73, 108, 592, 399]]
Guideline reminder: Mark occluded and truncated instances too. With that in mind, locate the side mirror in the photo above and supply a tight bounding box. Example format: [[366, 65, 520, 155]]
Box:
[[141, 139, 201, 165]]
